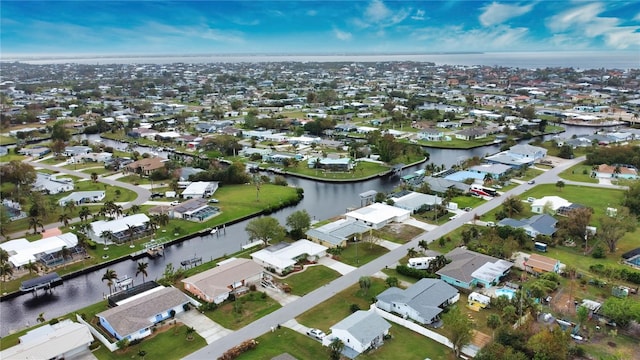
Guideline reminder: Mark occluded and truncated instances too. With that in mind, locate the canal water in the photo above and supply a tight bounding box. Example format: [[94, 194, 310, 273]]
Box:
[[0, 124, 595, 335]]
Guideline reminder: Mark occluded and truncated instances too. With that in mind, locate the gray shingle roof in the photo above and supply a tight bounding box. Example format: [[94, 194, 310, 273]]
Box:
[[331, 311, 390, 345], [377, 279, 458, 322]]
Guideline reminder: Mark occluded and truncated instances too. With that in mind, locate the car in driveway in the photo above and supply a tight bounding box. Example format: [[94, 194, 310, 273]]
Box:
[[306, 328, 326, 340], [527, 180, 536, 185], [170, 200, 180, 206], [150, 193, 163, 199], [208, 198, 219, 203]]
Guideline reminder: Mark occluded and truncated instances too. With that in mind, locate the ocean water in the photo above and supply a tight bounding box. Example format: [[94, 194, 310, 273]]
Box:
[[4, 51, 639, 70]]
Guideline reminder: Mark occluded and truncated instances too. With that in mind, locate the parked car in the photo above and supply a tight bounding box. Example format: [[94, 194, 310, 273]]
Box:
[[170, 200, 180, 206], [527, 180, 536, 184], [306, 328, 326, 340], [208, 198, 219, 203], [151, 193, 163, 199]]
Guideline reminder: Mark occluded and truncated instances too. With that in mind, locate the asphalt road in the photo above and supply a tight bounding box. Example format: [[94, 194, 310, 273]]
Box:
[[186, 156, 595, 359], [7, 161, 151, 239]]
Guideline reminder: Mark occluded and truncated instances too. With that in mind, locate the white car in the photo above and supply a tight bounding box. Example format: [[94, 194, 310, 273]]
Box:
[[170, 201, 180, 206], [306, 328, 326, 340]]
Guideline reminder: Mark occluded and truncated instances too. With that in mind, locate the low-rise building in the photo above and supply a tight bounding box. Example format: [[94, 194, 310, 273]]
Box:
[[0, 320, 93, 360], [436, 248, 513, 289], [0, 233, 78, 268], [344, 203, 411, 230], [524, 253, 561, 274], [251, 239, 327, 275], [324, 310, 391, 358], [33, 173, 74, 194], [497, 214, 557, 237], [181, 181, 218, 199], [306, 218, 371, 248], [58, 190, 106, 206], [182, 258, 264, 304], [89, 214, 150, 244]]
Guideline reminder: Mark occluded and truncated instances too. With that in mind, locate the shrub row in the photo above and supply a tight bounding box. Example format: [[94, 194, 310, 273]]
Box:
[[396, 265, 437, 279]]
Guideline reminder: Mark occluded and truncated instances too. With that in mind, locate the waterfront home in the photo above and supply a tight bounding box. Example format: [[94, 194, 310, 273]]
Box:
[[63, 145, 92, 157], [468, 163, 512, 179], [323, 310, 391, 358], [307, 157, 354, 171], [33, 173, 74, 194], [594, 164, 638, 179], [181, 181, 218, 199], [125, 157, 168, 176], [182, 258, 264, 304], [0, 320, 93, 360], [436, 248, 513, 289], [388, 190, 441, 213], [306, 218, 372, 248], [177, 167, 205, 181], [170, 198, 218, 222], [89, 214, 150, 244], [0, 233, 78, 268], [498, 214, 558, 237], [344, 203, 411, 230], [507, 144, 547, 161], [376, 278, 459, 325], [19, 146, 50, 158], [58, 190, 106, 206], [97, 286, 192, 341], [251, 239, 327, 275], [455, 127, 487, 141], [417, 128, 445, 141], [524, 253, 561, 274]]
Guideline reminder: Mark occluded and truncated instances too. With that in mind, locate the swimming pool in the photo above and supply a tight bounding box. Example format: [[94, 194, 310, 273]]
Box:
[[495, 287, 516, 300], [626, 255, 640, 267]]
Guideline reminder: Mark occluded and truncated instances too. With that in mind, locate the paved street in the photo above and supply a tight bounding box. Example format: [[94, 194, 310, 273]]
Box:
[[186, 156, 590, 359]]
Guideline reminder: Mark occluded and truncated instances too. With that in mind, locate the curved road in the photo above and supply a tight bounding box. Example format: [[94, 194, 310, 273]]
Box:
[[7, 161, 151, 239], [187, 156, 599, 359]]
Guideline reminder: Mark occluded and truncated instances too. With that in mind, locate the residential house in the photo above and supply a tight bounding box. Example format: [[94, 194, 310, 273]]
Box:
[[531, 196, 572, 214], [421, 176, 470, 195], [324, 311, 391, 358], [33, 173, 74, 194], [508, 144, 547, 161], [468, 163, 512, 179], [376, 278, 459, 325], [344, 203, 410, 230], [19, 146, 50, 158], [307, 157, 354, 171], [177, 167, 204, 181], [2, 198, 26, 221], [497, 214, 558, 237], [306, 218, 371, 248], [89, 214, 150, 244], [389, 190, 441, 213], [72, 152, 113, 163], [0, 233, 78, 268], [181, 181, 218, 199], [63, 145, 92, 157], [436, 248, 513, 289], [170, 198, 218, 222], [455, 127, 487, 141], [524, 253, 561, 274], [251, 240, 327, 275], [594, 164, 638, 179], [240, 147, 272, 159], [182, 258, 264, 304], [417, 128, 445, 141], [58, 191, 106, 206], [126, 157, 167, 176], [0, 320, 93, 360], [97, 286, 192, 341]]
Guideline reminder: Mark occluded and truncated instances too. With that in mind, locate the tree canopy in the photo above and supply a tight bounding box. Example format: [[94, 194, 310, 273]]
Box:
[[245, 216, 286, 245]]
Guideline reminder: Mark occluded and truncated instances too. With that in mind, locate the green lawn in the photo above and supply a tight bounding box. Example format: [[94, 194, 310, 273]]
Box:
[[0, 153, 26, 162], [37, 156, 67, 165], [204, 291, 282, 330], [81, 167, 115, 176], [0, 135, 17, 145], [73, 179, 138, 203], [297, 278, 388, 332], [236, 327, 327, 360], [277, 160, 391, 180], [282, 265, 341, 296], [451, 195, 486, 209], [117, 174, 153, 185], [362, 323, 450, 360], [93, 324, 206, 360], [337, 243, 389, 267], [559, 162, 599, 183]]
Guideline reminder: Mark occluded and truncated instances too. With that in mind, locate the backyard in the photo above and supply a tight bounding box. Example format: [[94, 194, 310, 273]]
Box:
[[281, 265, 341, 296]]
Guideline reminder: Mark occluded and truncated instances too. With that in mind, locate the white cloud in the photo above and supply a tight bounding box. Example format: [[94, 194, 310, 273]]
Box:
[[634, 12, 640, 21], [411, 9, 426, 21], [546, 3, 640, 49], [365, 0, 392, 22], [354, 0, 409, 30], [479, 2, 533, 27], [142, 22, 245, 44], [334, 28, 352, 41], [411, 25, 532, 51], [307, 10, 317, 16]]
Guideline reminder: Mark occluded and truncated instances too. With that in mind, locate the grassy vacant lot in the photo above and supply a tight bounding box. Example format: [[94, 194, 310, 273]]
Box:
[[282, 265, 341, 296], [372, 223, 424, 244], [236, 327, 327, 360], [419, 136, 498, 149], [74, 179, 137, 203], [297, 278, 387, 332], [558, 162, 599, 183], [0, 135, 17, 145], [0, 153, 26, 162], [451, 194, 486, 209], [337, 243, 389, 267], [205, 291, 281, 330], [278, 160, 391, 180], [93, 324, 206, 360]]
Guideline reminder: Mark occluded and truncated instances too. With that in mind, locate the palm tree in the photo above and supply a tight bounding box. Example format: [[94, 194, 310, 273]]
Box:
[[158, 213, 170, 227], [0, 248, 8, 264], [61, 246, 72, 268], [63, 201, 76, 215], [79, 206, 91, 222], [0, 262, 13, 281], [100, 230, 113, 248], [126, 224, 136, 246], [418, 240, 429, 253], [28, 216, 43, 235], [483, 173, 493, 185], [136, 262, 148, 283], [58, 213, 71, 227], [90, 172, 99, 183], [102, 268, 118, 295], [114, 205, 124, 218], [36, 312, 46, 323], [407, 247, 418, 258], [502, 195, 523, 218], [25, 260, 38, 275], [130, 204, 141, 214]]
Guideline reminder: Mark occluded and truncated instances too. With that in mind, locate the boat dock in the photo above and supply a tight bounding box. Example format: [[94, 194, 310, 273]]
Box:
[[20, 273, 63, 296]]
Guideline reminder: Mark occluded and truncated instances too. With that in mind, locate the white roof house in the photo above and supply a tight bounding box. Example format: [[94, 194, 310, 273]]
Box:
[[251, 239, 327, 275], [33, 173, 74, 194], [390, 191, 441, 213], [0, 233, 78, 268], [531, 196, 572, 214], [58, 191, 106, 206], [181, 181, 218, 199], [345, 202, 411, 229], [89, 214, 150, 243], [0, 320, 93, 360]]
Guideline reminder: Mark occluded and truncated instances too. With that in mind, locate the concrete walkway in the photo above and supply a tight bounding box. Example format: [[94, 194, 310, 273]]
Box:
[[403, 217, 438, 232], [378, 239, 401, 251], [261, 285, 300, 306], [317, 256, 357, 275], [176, 310, 233, 344]]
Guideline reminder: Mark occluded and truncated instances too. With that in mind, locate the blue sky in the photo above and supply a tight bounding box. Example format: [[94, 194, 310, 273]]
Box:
[[1, 1, 639, 56]]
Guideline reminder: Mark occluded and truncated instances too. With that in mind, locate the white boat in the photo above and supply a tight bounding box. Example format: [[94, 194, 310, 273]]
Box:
[[210, 228, 218, 234]]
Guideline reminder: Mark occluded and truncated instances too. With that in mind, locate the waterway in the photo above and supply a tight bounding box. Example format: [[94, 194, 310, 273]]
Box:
[[0, 124, 598, 336]]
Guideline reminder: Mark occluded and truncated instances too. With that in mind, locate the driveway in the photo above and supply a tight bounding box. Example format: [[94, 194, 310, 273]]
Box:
[[176, 310, 233, 344], [317, 256, 357, 275], [403, 217, 438, 232]]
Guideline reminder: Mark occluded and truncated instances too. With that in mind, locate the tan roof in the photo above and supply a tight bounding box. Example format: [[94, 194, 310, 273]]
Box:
[[525, 254, 558, 272], [126, 157, 167, 171], [597, 164, 637, 175], [181, 258, 263, 299], [97, 287, 189, 337]]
